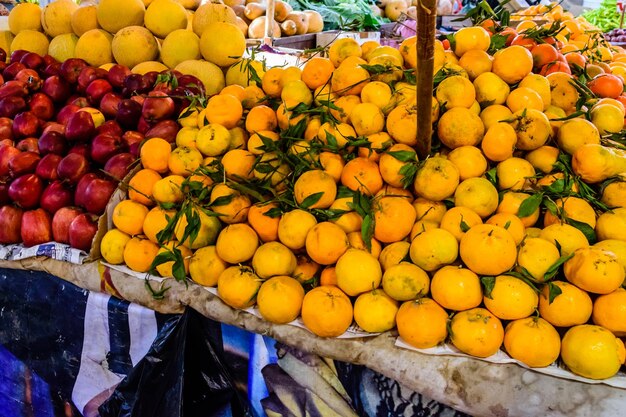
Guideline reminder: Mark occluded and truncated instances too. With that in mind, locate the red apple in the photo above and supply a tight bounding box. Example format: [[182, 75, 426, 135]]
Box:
[[70, 96, 89, 108], [177, 74, 204, 93], [10, 50, 29, 64], [0, 49, 7, 63], [0, 80, 28, 100], [0, 179, 9, 205], [69, 213, 98, 251], [21, 208, 52, 247], [9, 151, 40, 177], [96, 120, 123, 137], [99, 92, 122, 118], [136, 116, 153, 134], [8, 173, 43, 209], [83, 178, 116, 215], [90, 133, 123, 165], [42, 75, 71, 103], [86, 79, 113, 106], [121, 131, 143, 157], [12, 111, 41, 139], [122, 73, 151, 97], [38, 131, 67, 155], [0, 117, 13, 140], [67, 143, 90, 157], [3, 62, 26, 81], [57, 153, 90, 183], [107, 64, 131, 88], [74, 173, 97, 208], [60, 58, 88, 84], [42, 122, 65, 135], [42, 62, 62, 78], [0, 96, 27, 118], [142, 90, 175, 122], [142, 72, 158, 90], [0, 145, 21, 175], [104, 152, 135, 180], [19, 52, 45, 71], [56, 104, 80, 125], [42, 54, 58, 67], [40, 180, 74, 214], [77, 66, 108, 92], [0, 205, 23, 244], [145, 119, 179, 143], [115, 99, 142, 129], [35, 153, 62, 180], [29, 92, 55, 121], [16, 138, 38, 153], [64, 110, 95, 142], [129, 95, 145, 107], [52, 206, 83, 243], [14, 68, 42, 91]]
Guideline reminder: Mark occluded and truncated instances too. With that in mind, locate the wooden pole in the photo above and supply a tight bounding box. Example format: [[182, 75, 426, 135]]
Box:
[[264, 0, 276, 46], [415, 0, 438, 158]]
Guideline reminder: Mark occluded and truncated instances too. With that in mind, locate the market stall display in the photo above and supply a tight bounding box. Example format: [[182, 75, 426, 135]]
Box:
[[0, 0, 625, 414]]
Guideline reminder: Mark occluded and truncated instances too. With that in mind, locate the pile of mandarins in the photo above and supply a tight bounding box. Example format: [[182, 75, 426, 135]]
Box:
[[101, 15, 626, 380]]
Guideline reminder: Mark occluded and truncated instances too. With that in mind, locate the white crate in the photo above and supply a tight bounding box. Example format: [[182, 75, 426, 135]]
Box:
[[316, 31, 381, 48]]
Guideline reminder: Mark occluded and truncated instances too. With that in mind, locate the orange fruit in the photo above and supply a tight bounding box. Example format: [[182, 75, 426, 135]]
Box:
[[596, 207, 626, 242], [217, 265, 261, 309], [413, 156, 460, 202], [168, 146, 203, 177], [503, 317, 561, 368], [247, 202, 280, 243], [328, 37, 362, 67], [439, 206, 483, 241], [543, 196, 597, 229], [292, 254, 320, 283], [516, 237, 560, 282], [350, 102, 385, 136], [293, 169, 337, 209], [592, 288, 626, 336], [142, 207, 175, 244], [301, 285, 353, 338], [460, 224, 517, 276], [215, 223, 259, 263], [319, 266, 337, 286], [409, 228, 458, 272], [277, 209, 317, 251], [330, 63, 369, 96], [100, 229, 131, 265], [209, 183, 251, 224], [152, 175, 185, 204], [372, 196, 416, 243], [539, 223, 589, 257], [346, 231, 381, 258], [305, 222, 349, 266], [447, 145, 488, 180], [525, 145, 560, 173], [340, 157, 383, 196], [256, 275, 305, 324], [454, 177, 499, 218], [483, 275, 539, 320], [437, 107, 485, 149], [381, 261, 430, 301], [222, 149, 256, 180], [587, 74, 624, 99], [396, 298, 449, 349], [112, 200, 150, 236], [353, 289, 399, 333], [385, 104, 418, 146], [123, 236, 159, 273], [496, 157, 535, 190], [412, 197, 447, 224], [378, 241, 411, 271], [128, 168, 161, 206], [205, 93, 243, 129], [189, 246, 228, 287], [561, 324, 623, 379], [174, 207, 221, 249], [538, 280, 593, 327], [281, 80, 313, 109], [564, 247, 624, 294], [485, 213, 525, 245], [453, 26, 490, 56], [247, 130, 279, 154], [251, 241, 297, 279], [140, 137, 172, 174], [436, 75, 476, 109], [497, 191, 540, 227], [492, 45, 534, 84], [245, 104, 277, 133], [430, 265, 482, 311], [155, 241, 192, 278], [449, 308, 504, 358], [301, 56, 334, 90]]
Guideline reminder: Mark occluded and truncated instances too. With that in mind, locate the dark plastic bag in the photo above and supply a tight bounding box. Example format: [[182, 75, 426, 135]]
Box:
[[99, 308, 252, 417]]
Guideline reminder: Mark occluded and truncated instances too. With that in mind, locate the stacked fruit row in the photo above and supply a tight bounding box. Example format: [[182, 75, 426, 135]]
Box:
[[91, 14, 626, 381], [0, 46, 206, 252]]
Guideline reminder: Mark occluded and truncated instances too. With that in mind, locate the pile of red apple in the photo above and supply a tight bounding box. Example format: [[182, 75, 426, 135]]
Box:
[[0, 48, 204, 253]]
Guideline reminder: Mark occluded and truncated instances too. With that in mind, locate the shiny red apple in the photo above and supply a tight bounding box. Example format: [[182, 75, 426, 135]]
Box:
[[52, 206, 83, 244], [21, 208, 52, 247]]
